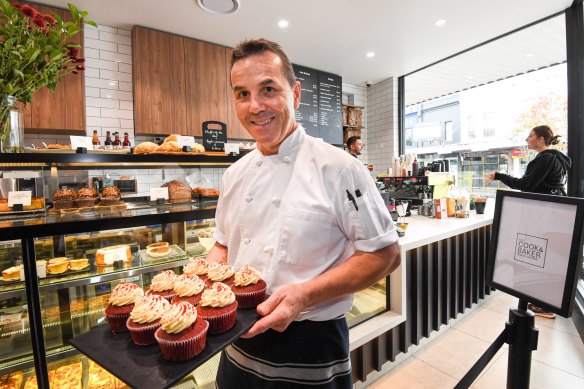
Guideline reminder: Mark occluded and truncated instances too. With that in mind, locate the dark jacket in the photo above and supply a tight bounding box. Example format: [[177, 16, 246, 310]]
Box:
[[495, 149, 571, 195]]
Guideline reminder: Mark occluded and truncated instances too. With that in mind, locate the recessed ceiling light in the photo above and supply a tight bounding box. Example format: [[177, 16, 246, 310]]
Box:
[[197, 0, 239, 15], [525, 53, 534, 58], [278, 20, 289, 28], [467, 76, 474, 80], [366, 52, 375, 58], [434, 19, 446, 27]]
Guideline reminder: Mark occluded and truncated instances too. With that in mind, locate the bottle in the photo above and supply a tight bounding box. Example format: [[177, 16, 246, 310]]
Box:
[[104, 131, 113, 150], [112, 132, 121, 149], [91, 130, 100, 148], [412, 158, 419, 177], [122, 132, 131, 149]]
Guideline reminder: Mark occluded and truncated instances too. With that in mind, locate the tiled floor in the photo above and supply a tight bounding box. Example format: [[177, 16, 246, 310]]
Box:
[[364, 292, 584, 388]]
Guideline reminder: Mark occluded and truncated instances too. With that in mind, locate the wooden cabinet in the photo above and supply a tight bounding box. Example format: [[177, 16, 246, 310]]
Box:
[[21, 2, 85, 132], [133, 27, 252, 139]]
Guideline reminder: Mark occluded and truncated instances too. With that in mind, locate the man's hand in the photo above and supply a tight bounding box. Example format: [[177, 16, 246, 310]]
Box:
[[205, 242, 228, 264], [241, 283, 309, 338]]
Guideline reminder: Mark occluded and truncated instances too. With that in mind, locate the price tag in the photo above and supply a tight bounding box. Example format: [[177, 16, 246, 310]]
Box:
[[8, 191, 32, 206], [70, 135, 94, 150], [150, 187, 169, 201], [224, 143, 240, 154], [177, 136, 196, 148]]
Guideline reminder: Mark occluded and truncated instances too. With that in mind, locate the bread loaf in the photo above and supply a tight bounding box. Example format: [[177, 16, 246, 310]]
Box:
[[161, 180, 191, 202]]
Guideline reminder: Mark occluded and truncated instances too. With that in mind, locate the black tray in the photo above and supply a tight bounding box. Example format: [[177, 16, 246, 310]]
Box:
[[69, 308, 259, 388]]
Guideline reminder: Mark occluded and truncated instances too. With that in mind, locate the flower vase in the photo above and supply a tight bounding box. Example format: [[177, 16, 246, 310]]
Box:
[[0, 96, 25, 153]]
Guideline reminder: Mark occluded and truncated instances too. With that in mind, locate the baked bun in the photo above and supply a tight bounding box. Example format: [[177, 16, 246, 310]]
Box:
[[164, 134, 180, 143], [101, 186, 121, 198], [54, 188, 77, 200], [134, 142, 159, 154], [158, 141, 181, 152]]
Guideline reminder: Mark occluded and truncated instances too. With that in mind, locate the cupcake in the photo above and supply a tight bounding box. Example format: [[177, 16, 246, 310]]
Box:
[[183, 257, 209, 282], [232, 265, 267, 308], [171, 274, 206, 306], [75, 187, 99, 208], [197, 282, 238, 334], [53, 188, 77, 209], [205, 262, 235, 287], [155, 302, 209, 361], [147, 270, 178, 302], [105, 282, 144, 333], [126, 294, 169, 345]]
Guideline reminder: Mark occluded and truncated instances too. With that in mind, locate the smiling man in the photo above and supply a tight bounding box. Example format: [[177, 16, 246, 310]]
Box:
[[206, 38, 401, 389]]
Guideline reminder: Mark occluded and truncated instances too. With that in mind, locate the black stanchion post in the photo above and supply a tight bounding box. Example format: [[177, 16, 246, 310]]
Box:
[[506, 299, 538, 389]]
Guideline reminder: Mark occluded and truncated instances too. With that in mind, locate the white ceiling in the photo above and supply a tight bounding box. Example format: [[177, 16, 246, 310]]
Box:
[[36, 0, 573, 86]]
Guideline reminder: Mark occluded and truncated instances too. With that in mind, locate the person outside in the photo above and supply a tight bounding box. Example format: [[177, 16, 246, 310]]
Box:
[[487, 124, 571, 318], [346, 135, 364, 157], [205, 38, 401, 388]]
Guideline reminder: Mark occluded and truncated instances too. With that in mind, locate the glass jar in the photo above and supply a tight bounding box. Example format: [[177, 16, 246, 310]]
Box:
[[0, 96, 25, 153]]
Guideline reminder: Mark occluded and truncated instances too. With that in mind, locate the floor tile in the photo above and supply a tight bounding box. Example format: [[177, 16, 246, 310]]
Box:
[[532, 324, 584, 378], [452, 305, 508, 343], [367, 357, 458, 389]]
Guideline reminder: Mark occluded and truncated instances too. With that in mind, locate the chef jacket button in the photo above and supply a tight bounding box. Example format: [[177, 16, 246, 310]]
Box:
[[263, 246, 274, 253], [282, 156, 291, 164], [271, 197, 281, 207], [256, 160, 263, 166], [243, 238, 251, 245], [244, 195, 252, 202]]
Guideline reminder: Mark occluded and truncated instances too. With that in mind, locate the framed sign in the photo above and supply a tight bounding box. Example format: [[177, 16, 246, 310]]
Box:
[[486, 190, 584, 317]]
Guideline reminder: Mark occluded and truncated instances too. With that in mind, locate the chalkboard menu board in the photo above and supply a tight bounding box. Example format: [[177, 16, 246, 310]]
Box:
[[292, 64, 343, 145], [202, 121, 227, 151]]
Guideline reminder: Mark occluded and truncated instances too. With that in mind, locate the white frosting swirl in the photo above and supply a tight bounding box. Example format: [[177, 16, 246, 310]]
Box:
[[200, 282, 235, 307], [174, 274, 205, 297], [160, 302, 197, 334], [234, 265, 262, 287], [183, 257, 208, 276], [109, 282, 144, 306], [207, 262, 234, 282], [130, 294, 169, 324], [149, 270, 177, 292]]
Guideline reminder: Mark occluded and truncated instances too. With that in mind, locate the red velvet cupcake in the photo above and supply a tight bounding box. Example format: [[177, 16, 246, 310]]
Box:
[[126, 294, 169, 346], [232, 265, 267, 308], [171, 274, 205, 306], [197, 282, 237, 334], [155, 302, 209, 361], [105, 282, 144, 333], [183, 257, 209, 283], [147, 270, 178, 302], [205, 262, 235, 287]]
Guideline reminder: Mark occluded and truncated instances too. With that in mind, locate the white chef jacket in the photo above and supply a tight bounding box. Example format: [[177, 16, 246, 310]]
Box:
[[214, 125, 398, 321]]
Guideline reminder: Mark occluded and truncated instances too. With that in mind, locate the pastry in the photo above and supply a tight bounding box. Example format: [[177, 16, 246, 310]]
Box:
[[146, 245, 171, 258], [53, 362, 82, 389], [68, 258, 89, 270], [23, 197, 45, 211], [232, 265, 267, 308], [0, 371, 23, 389], [163, 134, 180, 143], [147, 270, 178, 301], [46, 144, 71, 149], [146, 242, 169, 250], [206, 262, 235, 286], [87, 360, 116, 389], [0, 199, 9, 212], [155, 302, 209, 361], [127, 294, 169, 345], [191, 143, 205, 153], [171, 274, 205, 306], [23, 371, 54, 389], [75, 187, 99, 207], [2, 266, 21, 281], [53, 188, 77, 209], [100, 186, 121, 206], [105, 282, 145, 333], [158, 141, 182, 152], [95, 245, 132, 266], [134, 141, 158, 154], [161, 180, 191, 202], [197, 282, 238, 334], [193, 187, 220, 196], [47, 257, 69, 274]]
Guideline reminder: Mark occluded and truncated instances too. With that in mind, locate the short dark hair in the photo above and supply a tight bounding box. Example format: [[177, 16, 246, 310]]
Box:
[[532, 125, 561, 146], [231, 38, 296, 88], [347, 136, 361, 149]]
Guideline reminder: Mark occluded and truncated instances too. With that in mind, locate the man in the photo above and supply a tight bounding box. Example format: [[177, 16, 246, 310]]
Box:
[[206, 38, 401, 388], [346, 136, 364, 157]]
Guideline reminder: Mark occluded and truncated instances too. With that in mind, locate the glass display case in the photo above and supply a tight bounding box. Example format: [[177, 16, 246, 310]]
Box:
[[0, 153, 390, 388]]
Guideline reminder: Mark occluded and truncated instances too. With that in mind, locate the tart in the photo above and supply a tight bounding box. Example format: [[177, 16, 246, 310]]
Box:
[[47, 257, 69, 274], [197, 282, 238, 334], [0, 371, 23, 389], [146, 241, 169, 250], [2, 266, 21, 281], [146, 245, 171, 258], [155, 302, 208, 361], [68, 258, 89, 270]]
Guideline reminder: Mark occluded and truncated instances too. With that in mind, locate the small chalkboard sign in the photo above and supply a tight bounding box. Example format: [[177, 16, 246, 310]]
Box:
[[202, 121, 227, 151]]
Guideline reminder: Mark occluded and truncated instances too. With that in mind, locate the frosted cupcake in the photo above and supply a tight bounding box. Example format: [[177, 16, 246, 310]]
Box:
[[183, 257, 209, 282], [232, 266, 267, 308], [205, 262, 235, 287], [126, 294, 169, 346], [146, 270, 178, 302], [105, 282, 144, 333], [171, 274, 206, 306], [197, 282, 237, 334], [155, 302, 209, 361]]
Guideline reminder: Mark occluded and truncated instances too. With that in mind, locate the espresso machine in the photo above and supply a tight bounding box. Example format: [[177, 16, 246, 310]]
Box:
[[378, 172, 455, 207]]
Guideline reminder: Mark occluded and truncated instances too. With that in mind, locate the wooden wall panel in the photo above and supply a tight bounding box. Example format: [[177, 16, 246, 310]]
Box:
[[224, 48, 252, 140]]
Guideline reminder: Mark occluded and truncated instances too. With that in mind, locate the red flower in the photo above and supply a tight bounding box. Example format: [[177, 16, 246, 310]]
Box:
[[20, 4, 38, 18], [75, 65, 85, 71], [33, 17, 46, 28], [12, 3, 21, 9], [67, 47, 79, 57], [43, 14, 56, 25], [74, 57, 85, 63]]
